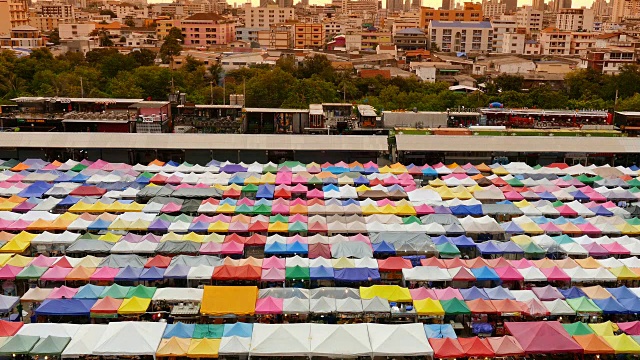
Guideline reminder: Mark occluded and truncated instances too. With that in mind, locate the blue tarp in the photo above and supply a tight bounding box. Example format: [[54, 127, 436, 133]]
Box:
[[538, 191, 557, 201], [484, 286, 515, 300], [619, 297, 640, 313], [35, 299, 96, 316], [424, 324, 457, 339], [163, 322, 196, 339], [310, 266, 334, 280], [334, 268, 380, 282], [73, 285, 105, 299], [560, 287, 586, 299], [449, 235, 476, 247], [460, 286, 489, 301], [223, 322, 253, 338], [18, 182, 53, 198], [450, 205, 483, 216], [264, 242, 287, 255], [372, 241, 396, 255]]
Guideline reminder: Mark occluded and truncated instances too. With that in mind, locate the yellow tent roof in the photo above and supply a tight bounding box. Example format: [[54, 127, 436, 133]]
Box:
[[26, 218, 54, 231], [510, 235, 532, 245], [0, 254, 12, 266], [187, 338, 220, 358], [183, 232, 204, 243], [244, 176, 261, 185], [161, 232, 184, 242], [331, 257, 355, 268], [575, 257, 602, 269], [603, 334, 640, 354], [492, 166, 509, 175], [360, 285, 412, 302], [124, 202, 144, 212], [0, 200, 17, 211], [395, 204, 416, 216], [360, 204, 378, 215], [68, 201, 92, 212], [129, 219, 151, 231], [117, 296, 151, 315], [156, 337, 190, 357], [589, 321, 619, 336], [260, 173, 276, 184], [106, 201, 129, 213], [5, 254, 31, 267], [0, 239, 31, 253], [513, 200, 531, 208], [355, 185, 371, 192], [428, 178, 446, 187], [450, 187, 473, 199], [268, 221, 288, 233], [76, 255, 102, 268], [378, 165, 393, 174], [98, 233, 122, 243], [616, 223, 640, 235], [378, 204, 397, 214], [208, 221, 229, 233], [203, 233, 225, 243], [413, 298, 445, 316], [200, 286, 257, 316], [519, 222, 544, 234], [216, 204, 236, 214], [466, 184, 483, 193], [107, 219, 131, 231], [435, 187, 454, 200], [86, 202, 109, 213], [609, 266, 640, 280]]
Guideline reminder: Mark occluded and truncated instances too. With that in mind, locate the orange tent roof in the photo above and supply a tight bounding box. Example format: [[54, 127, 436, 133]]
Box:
[[573, 334, 615, 354], [467, 299, 498, 314]]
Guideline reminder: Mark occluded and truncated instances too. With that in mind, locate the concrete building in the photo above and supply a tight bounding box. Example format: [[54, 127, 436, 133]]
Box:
[[502, 30, 526, 53], [483, 1, 507, 18], [257, 24, 292, 49], [581, 46, 635, 74], [502, 0, 517, 12], [473, 56, 535, 75], [516, 5, 543, 34], [361, 30, 392, 50], [419, 2, 483, 29], [611, 0, 640, 22], [386, 0, 404, 13], [243, 4, 295, 28], [0, 0, 29, 36], [30, 16, 70, 32], [106, 2, 147, 19], [570, 31, 596, 55], [393, 27, 427, 49], [553, 0, 572, 11], [491, 16, 517, 52], [236, 27, 263, 43], [344, 0, 378, 15], [38, 3, 73, 18], [532, 0, 545, 10], [556, 8, 594, 31], [540, 26, 571, 55], [524, 39, 541, 54], [294, 22, 325, 48], [0, 25, 44, 48], [441, 0, 454, 10], [59, 22, 95, 39], [180, 13, 236, 46], [428, 20, 493, 53], [345, 32, 362, 50]]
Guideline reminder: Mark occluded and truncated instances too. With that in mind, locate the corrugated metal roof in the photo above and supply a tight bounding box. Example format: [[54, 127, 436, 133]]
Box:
[[0, 133, 388, 151], [395, 134, 639, 153]]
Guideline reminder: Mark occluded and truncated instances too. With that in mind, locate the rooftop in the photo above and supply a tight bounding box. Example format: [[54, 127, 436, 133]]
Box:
[[430, 21, 492, 29]]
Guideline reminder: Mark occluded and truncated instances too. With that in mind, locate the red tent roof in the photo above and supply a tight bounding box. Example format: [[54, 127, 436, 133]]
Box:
[[467, 299, 498, 314], [69, 186, 107, 196], [377, 257, 413, 271], [429, 338, 465, 359], [458, 337, 495, 357], [0, 320, 23, 336], [505, 321, 583, 354], [145, 255, 172, 268], [421, 257, 446, 268], [487, 336, 524, 356]]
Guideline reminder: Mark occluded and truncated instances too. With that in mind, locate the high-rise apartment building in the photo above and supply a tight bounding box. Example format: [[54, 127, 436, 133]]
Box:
[[553, 0, 571, 10], [491, 16, 517, 52], [0, 0, 29, 35], [516, 5, 543, 34], [611, 0, 640, 22], [532, 0, 545, 11], [556, 8, 594, 31], [386, 0, 404, 12], [428, 20, 493, 52], [501, 0, 517, 12], [243, 3, 295, 28], [294, 22, 325, 48], [441, 0, 454, 10], [419, 2, 482, 28]]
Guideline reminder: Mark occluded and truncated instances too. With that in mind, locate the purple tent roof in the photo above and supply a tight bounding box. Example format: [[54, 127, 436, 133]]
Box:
[[333, 268, 380, 282]]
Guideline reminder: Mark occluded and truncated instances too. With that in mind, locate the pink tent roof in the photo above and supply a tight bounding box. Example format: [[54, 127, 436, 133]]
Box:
[[409, 287, 437, 300], [271, 204, 289, 214], [6, 219, 31, 231], [236, 198, 255, 206], [262, 256, 286, 269], [255, 296, 283, 314], [210, 214, 231, 222], [199, 242, 223, 254], [539, 222, 563, 233], [540, 267, 571, 282], [577, 223, 602, 235], [618, 321, 640, 335], [504, 191, 524, 201], [261, 267, 285, 281], [434, 287, 463, 300], [414, 204, 435, 214], [555, 205, 578, 217], [289, 214, 308, 223], [30, 255, 57, 268], [228, 221, 249, 232], [0, 265, 23, 280], [523, 298, 550, 317], [509, 258, 535, 269], [505, 321, 582, 354], [495, 267, 524, 281], [290, 198, 307, 206], [306, 189, 324, 198], [40, 267, 72, 282], [291, 183, 308, 193], [47, 286, 78, 299], [221, 241, 244, 255], [287, 235, 308, 244], [376, 199, 395, 206], [275, 172, 292, 185], [160, 202, 182, 213], [90, 267, 119, 281], [584, 191, 607, 202], [602, 242, 631, 255]]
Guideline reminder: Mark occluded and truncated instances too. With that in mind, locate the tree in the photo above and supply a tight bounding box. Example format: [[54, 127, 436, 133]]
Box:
[[208, 62, 223, 85], [129, 49, 156, 67], [159, 27, 183, 64], [245, 67, 296, 108], [297, 55, 335, 82], [99, 9, 117, 18], [182, 55, 204, 73], [492, 74, 524, 93], [281, 78, 337, 108], [617, 93, 640, 111], [124, 18, 136, 27], [107, 71, 144, 98], [48, 28, 60, 45]]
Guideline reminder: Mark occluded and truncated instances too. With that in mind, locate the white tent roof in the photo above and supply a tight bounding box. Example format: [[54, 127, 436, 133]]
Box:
[[17, 323, 81, 338], [152, 287, 204, 302], [310, 324, 371, 358], [310, 297, 337, 314], [543, 299, 576, 316], [187, 265, 215, 280], [283, 297, 310, 314], [93, 322, 166, 356], [219, 336, 251, 355], [336, 297, 364, 313], [402, 266, 452, 282], [61, 324, 107, 358], [250, 324, 311, 356], [366, 323, 433, 357], [518, 267, 547, 282]]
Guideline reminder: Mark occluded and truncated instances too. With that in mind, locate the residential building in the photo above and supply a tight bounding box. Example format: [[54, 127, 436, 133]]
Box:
[[532, 0, 545, 10], [106, 2, 147, 19], [393, 27, 427, 49], [570, 31, 596, 55], [361, 30, 392, 50], [257, 24, 292, 49], [441, 0, 454, 10], [345, 32, 362, 51], [502, 0, 517, 12], [491, 16, 517, 52], [611, 0, 640, 22], [29, 16, 70, 32], [278, 0, 293, 8], [220, 52, 267, 70], [180, 13, 236, 46], [581, 46, 635, 74], [410, 62, 463, 82], [556, 8, 594, 31], [524, 39, 541, 54], [377, 43, 398, 56], [344, 0, 378, 15], [482, 1, 507, 18], [156, 19, 177, 40], [236, 27, 263, 43], [243, 4, 295, 28], [473, 56, 535, 75], [294, 22, 324, 48], [553, 0, 572, 11], [419, 2, 483, 29], [386, 0, 403, 13], [536, 60, 576, 73], [428, 20, 493, 53], [540, 26, 571, 55], [0, 25, 44, 48], [516, 5, 543, 34], [0, 0, 29, 35], [502, 29, 526, 53], [592, 0, 609, 16], [38, 3, 73, 18], [59, 22, 95, 38]]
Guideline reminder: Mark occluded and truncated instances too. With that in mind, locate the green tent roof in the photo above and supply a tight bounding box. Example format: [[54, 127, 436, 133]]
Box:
[[242, 184, 259, 193], [441, 298, 470, 315], [551, 235, 574, 245], [506, 178, 524, 187], [79, 233, 100, 240], [629, 187, 640, 194], [99, 284, 131, 299], [262, 164, 278, 173], [16, 265, 48, 280], [270, 214, 288, 223], [520, 242, 545, 255], [436, 242, 460, 256], [563, 322, 594, 336], [158, 213, 176, 222], [30, 336, 71, 356], [0, 335, 40, 355], [235, 204, 253, 214], [0, 159, 19, 170], [628, 178, 640, 187], [552, 200, 564, 207], [285, 266, 310, 280], [288, 221, 308, 232], [627, 217, 640, 226], [280, 161, 304, 169], [402, 216, 422, 225], [139, 171, 154, 179], [125, 285, 157, 299], [566, 296, 602, 314], [70, 163, 88, 172], [307, 176, 323, 185], [252, 204, 272, 215], [192, 324, 224, 339], [174, 214, 194, 223]]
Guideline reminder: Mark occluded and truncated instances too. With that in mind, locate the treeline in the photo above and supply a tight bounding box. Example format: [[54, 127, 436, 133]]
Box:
[[2, 46, 640, 112]]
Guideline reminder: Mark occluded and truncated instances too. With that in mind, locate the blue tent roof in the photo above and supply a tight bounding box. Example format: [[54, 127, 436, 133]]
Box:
[[424, 324, 457, 339], [353, 176, 369, 185], [58, 196, 80, 206], [560, 286, 586, 299], [450, 235, 476, 247], [433, 205, 452, 214], [148, 219, 170, 232], [163, 322, 196, 339], [140, 267, 165, 281], [538, 191, 557, 201], [619, 297, 640, 313], [35, 299, 96, 316], [310, 266, 334, 280], [114, 266, 143, 282], [589, 205, 614, 216], [220, 198, 237, 205], [223, 322, 254, 338], [485, 286, 515, 300], [73, 285, 105, 299], [0, 294, 19, 313], [285, 241, 308, 255], [322, 184, 339, 192], [136, 175, 151, 184], [431, 235, 450, 245], [460, 286, 489, 300], [325, 166, 348, 174], [70, 173, 90, 183], [631, 165, 640, 171], [450, 205, 483, 216], [499, 241, 524, 254], [256, 184, 275, 199], [569, 190, 590, 202], [189, 221, 210, 232], [372, 241, 396, 255], [476, 242, 503, 255], [501, 222, 524, 234], [18, 182, 52, 198], [422, 168, 438, 176], [87, 219, 111, 231], [606, 285, 636, 300], [163, 264, 189, 279], [54, 172, 77, 182], [593, 297, 629, 314], [334, 268, 380, 282], [342, 199, 360, 206], [264, 242, 287, 255]]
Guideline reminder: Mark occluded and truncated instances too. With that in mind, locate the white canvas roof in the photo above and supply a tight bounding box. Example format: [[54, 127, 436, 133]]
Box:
[[402, 266, 452, 282], [61, 324, 107, 358], [543, 299, 576, 316], [219, 336, 251, 355], [93, 322, 166, 356], [250, 324, 311, 356], [17, 323, 81, 338], [152, 288, 204, 302], [366, 323, 433, 357], [310, 324, 371, 358], [310, 297, 337, 314]]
